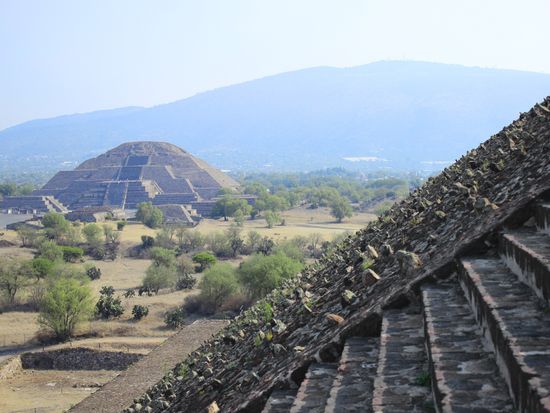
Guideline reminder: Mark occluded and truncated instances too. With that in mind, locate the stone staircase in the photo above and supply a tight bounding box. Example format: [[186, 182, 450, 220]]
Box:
[[261, 203, 550, 413]]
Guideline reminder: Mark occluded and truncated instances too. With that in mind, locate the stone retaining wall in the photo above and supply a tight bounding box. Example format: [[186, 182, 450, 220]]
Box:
[[20, 348, 141, 371]]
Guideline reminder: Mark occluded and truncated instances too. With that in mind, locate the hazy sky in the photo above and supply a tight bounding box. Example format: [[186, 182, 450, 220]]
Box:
[[1, 0, 549, 130]]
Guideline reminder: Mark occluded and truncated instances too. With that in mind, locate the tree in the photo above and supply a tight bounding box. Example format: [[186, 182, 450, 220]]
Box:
[[31, 258, 54, 281], [103, 225, 120, 244], [179, 230, 205, 253], [330, 196, 353, 223], [245, 230, 263, 254], [255, 194, 290, 215], [238, 252, 303, 299], [206, 232, 231, 257], [0, 258, 33, 304], [42, 213, 71, 243], [142, 264, 176, 294], [141, 235, 155, 249], [226, 225, 244, 257], [61, 246, 84, 263], [17, 227, 40, 248], [38, 277, 94, 341], [212, 195, 252, 221], [0, 182, 17, 197], [155, 225, 176, 249], [198, 264, 239, 311], [136, 202, 164, 228], [164, 307, 187, 328], [264, 211, 280, 228], [149, 247, 176, 268], [37, 240, 63, 262], [176, 256, 196, 290], [82, 224, 104, 258], [307, 233, 323, 257], [192, 251, 217, 272]]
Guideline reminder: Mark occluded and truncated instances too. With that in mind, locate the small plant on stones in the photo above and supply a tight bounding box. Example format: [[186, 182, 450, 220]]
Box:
[[416, 371, 431, 387], [260, 302, 273, 324], [164, 307, 187, 328], [132, 304, 149, 320]]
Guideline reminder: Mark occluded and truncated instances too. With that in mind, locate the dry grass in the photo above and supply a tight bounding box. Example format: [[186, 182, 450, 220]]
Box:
[[0, 368, 118, 413], [0, 207, 375, 412]]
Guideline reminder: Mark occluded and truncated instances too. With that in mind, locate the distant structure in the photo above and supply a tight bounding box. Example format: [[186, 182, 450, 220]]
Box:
[[1, 141, 251, 224]]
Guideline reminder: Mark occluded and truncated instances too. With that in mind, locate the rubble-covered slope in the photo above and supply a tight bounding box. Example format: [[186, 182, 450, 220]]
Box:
[[128, 97, 550, 413]]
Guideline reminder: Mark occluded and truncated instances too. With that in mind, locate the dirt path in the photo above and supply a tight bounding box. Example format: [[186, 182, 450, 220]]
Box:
[[69, 319, 227, 413]]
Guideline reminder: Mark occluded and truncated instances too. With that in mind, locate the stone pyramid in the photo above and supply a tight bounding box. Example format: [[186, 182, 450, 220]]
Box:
[[34, 141, 239, 211]]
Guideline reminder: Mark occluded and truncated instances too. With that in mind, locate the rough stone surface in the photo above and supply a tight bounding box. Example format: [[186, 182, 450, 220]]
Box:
[[422, 282, 513, 412], [261, 389, 297, 413], [325, 337, 378, 413], [20, 348, 141, 371], [499, 229, 550, 304], [373, 308, 431, 413], [459, 257, 550, 413], [126, 99, 550, 413], [289, 363, 337, 413]]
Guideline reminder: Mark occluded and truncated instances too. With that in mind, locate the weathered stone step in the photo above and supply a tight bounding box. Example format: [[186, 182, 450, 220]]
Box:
[[372, 308, 431, 413], [422, 282, 514, 413], [536, 203, 550, 234], [499, 229, 550, 305], [289, 363, 338, 413], [459, 258, 550, 413], [325, 336, 378, 413], [262, 389, 297, 413]]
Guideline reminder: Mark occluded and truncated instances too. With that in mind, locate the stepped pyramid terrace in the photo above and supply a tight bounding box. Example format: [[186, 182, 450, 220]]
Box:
[[1, 142, 251, 223], [67, 98, 550, 413]]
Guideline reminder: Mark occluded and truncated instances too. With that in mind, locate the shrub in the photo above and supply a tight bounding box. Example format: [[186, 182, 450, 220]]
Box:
[[61, 246, 84, 263], [42, 212, 71, 243], [164, 307, 186, 328], [31, 258, 54, 280], [176, 273, 196, 290], [141, 235, 155, 249], [238, 252, 304, 299], [149, 247, 176, 268], [205, 232, 231, 258], [142, 264, 176, 294], [198, 263, 239, 312], [192, 251, 217, 272], [132, 305, 149, 320], [136, 202, 164, 228], [38, 277, 94, 341], [117, 221, 127, 231], [85, 265, 102, 280], [95, 286, 124, 319], [264, 211, 281, 228], [123, 288, 135, 298], [37, 240, 63, 262]]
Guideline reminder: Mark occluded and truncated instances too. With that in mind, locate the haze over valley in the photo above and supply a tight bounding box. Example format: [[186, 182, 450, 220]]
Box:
[[2, 61, 550, 173]]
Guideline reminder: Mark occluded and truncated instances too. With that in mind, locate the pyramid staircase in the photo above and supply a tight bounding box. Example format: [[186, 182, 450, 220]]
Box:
[[261, 202, 550, 413]]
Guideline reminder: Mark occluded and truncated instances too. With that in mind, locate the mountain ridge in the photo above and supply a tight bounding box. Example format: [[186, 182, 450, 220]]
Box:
[[2, 61, 550, 171]]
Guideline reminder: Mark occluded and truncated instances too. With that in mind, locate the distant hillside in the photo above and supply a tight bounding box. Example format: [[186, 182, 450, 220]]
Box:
[[1, 61, 550, 172]]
